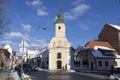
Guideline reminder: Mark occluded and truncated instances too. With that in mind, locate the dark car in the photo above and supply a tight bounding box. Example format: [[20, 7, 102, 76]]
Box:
[[19, 63, 39, 71], [115, 68, 120, 74]]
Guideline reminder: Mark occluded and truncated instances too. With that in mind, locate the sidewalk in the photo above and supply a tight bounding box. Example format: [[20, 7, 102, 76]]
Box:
[[0, 70, 35, 80], [0, 70, 20, 80], [75, 70, 110, 80], [0, 71, 10, 80]]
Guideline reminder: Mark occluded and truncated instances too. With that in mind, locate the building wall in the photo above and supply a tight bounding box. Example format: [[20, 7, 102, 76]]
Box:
[[27, 49, 39, 59], [3, 44, 12, 54], [41, 50, 49, 68], [78, 49, 120, 71], [96, 58, 120, 71], [49, 48, 72, 70], [96, 58, 114, 70], [55, 23, 66, 37], [98, 24, 120, 53], [115, 58, 120, 68], [77, 49, 95, 70]]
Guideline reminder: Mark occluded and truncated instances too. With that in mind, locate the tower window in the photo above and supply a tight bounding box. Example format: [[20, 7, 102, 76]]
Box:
[[57, 53, 61, 59], [58, 26, 61, 30]]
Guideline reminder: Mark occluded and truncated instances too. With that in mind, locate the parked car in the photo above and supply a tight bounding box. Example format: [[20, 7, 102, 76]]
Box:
[[19, 63, 39, 71], [115, 68, 120, 74]]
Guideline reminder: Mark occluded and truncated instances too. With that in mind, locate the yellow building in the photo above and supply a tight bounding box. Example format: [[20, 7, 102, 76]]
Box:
[[48, 11, 74, 70]]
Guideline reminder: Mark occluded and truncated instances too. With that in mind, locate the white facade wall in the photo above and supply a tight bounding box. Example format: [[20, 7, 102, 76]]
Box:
[[27, 49, 39, 59]]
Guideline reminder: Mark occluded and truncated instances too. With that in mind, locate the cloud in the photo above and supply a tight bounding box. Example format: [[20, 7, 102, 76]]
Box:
[[29, 39, 48, 49], [5, 32, 30, 40], [37, 8, 48, 16], [73, 0, 86, 6], [22, 24, 32, 32], [78, 21, 90, 30], [64, 3, 90, 20], [6, 32, 24, 38], [26, 0, 42, 7], [78, 21, 99, 30], [26, 0, 48, 16], [0, 40, 12, 44]]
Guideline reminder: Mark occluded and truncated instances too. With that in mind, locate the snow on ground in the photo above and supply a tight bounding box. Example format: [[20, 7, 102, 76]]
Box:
[[109, 74, 120, 80]]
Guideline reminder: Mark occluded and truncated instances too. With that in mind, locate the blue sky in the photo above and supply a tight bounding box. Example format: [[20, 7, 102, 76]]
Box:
[[0, 0, 120, 55]]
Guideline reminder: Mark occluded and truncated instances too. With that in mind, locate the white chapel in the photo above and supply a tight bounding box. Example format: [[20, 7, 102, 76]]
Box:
[[48, 11, 74, 70]]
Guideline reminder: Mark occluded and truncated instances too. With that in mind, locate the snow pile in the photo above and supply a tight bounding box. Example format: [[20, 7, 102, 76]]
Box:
[[68, 70, 76, 72], [23, 73, 35, 80], [109, 75, 120, 80], [9, 71, 20, 80]]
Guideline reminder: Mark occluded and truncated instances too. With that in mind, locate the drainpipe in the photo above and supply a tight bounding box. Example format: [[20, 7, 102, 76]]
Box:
[[118, 31, 120, 52]]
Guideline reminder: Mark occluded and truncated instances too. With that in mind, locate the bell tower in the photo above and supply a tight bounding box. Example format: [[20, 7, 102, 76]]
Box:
[[55, 12, 66, 37]]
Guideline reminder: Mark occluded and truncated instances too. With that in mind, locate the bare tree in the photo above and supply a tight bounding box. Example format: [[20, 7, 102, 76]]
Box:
[[0, 0, 10, 37]]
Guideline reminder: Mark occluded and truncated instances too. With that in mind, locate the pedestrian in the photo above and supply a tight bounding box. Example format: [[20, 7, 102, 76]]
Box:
[[110, 65, 115, 75]]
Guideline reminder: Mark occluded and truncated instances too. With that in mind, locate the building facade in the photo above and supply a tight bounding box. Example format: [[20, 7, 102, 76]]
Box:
[[48, 12, 74, 70], [77, 41, 120, 71], [98, 24, 120, 54]]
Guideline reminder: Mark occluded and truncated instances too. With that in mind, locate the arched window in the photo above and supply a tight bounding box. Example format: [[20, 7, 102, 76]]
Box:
[[57, 53, 61, 59]]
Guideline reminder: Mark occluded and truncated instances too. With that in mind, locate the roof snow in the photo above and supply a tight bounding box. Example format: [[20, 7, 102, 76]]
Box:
[[108, 24, 120, 30], [91, 50, 120, 58], [94, 46, 115, 51]]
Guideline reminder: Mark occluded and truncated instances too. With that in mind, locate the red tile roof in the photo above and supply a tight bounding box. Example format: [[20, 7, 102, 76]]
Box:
[[88, 40, 114, 49]]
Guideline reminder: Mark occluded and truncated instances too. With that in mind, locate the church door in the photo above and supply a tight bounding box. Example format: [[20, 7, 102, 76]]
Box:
[[57, 61, 62, 69]]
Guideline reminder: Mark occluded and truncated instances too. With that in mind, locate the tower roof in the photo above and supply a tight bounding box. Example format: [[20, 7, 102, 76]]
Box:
[[55, 12, 65, 23]]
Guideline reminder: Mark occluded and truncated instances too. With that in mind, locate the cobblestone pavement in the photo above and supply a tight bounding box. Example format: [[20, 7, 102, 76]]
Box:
[[25, 70, 110, 80]]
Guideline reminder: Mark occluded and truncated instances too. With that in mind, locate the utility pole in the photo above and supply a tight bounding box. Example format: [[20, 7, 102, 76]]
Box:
[[19, 39, 28, 80]]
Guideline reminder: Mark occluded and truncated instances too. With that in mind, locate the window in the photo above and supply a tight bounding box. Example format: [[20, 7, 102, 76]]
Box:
[[57, 53, 61, 59], [105, 61, 109, 66], [98, 61, 102, 66], [58, 26, 61, 30]]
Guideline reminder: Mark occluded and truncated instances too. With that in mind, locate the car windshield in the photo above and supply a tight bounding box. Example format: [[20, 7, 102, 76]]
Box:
[[24, 64, 34, 67]]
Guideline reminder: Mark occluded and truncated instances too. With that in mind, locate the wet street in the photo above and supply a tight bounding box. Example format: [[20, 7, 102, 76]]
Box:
[[25, 70, 110, 80]]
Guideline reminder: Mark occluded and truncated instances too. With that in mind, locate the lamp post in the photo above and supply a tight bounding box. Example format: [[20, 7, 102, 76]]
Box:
[[19, 39, 28, 80]]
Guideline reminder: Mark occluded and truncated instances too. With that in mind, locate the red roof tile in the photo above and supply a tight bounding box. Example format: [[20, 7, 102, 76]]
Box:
[[88, 40, 114, 49]]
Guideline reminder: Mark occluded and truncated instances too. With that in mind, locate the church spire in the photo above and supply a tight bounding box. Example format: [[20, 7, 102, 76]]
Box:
[[60, 3, 62, 12], [55, 4, 65, 24]]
